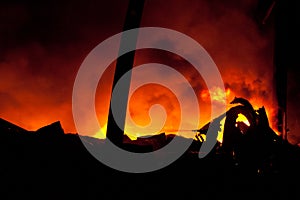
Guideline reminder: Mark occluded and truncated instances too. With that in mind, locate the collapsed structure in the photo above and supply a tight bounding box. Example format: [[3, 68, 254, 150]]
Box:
[[196, 97, 282, 174]]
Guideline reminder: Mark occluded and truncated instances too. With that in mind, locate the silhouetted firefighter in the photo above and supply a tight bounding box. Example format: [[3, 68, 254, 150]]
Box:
[[106, 0, 145, 146]]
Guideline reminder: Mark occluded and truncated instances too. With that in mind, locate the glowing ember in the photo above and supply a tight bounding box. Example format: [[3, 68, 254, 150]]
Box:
[[236, 113, 250, 126]]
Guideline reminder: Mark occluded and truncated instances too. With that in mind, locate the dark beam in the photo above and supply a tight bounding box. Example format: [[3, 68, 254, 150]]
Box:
[[106, 0, 145, 146], [274, 0, 300, 139]]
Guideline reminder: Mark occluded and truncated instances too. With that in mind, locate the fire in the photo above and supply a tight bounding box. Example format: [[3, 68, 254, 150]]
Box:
[[93, 123, 138, 140], [0, 0, 280, 146], [216, 114, 250, 144], [236, 114, 250, 126], [91, 82, 280, 143], [201, 87, 231, 104], [226, 88, 280, 136], [265, 109, 280, 136], [93, 123, 107, 139], [213, 86, 279, 143], [217, 117, 226, 143]]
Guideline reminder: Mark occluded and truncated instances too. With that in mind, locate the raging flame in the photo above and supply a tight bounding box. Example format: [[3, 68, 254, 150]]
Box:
[[213, 87, 279, 143], [226, 88, 280, 136], [92, 83, 280, 143], [0, 0, 280, 144]]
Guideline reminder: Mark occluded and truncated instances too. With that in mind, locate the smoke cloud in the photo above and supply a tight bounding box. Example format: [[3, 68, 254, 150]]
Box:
[[1, 0, 281, 141]]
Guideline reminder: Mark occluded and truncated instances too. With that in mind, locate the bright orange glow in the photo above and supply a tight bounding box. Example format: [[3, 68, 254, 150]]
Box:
[[0, 1, 280, 142], [93, 123, 138, 140], [93, 123, 107, 139], [265, 109, 280, 136], [217, 117, 226, 143], [201, 87, 230, 105], [226, 87, 280, 136], [236, 114, 250, 126]]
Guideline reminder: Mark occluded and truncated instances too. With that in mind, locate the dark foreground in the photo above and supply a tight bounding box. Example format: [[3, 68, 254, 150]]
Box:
[[1, 119, 300, 200]]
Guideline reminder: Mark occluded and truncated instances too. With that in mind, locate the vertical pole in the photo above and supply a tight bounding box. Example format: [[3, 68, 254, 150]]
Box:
[[274, 0, 287, 140], [106, 0, 145, 146]]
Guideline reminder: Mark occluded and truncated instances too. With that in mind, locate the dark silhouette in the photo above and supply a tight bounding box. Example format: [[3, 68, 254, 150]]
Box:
[[106, 0, 145, 146], [1, 97, 300, 199], [36, 121, 64, 136]]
